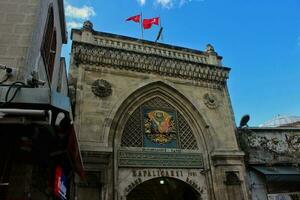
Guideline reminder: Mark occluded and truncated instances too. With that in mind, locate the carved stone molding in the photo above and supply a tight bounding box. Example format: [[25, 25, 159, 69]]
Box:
[[91, 79, 112, 97], [203, 93, 219, 109], [211, 151, 245, 166], [93, 36, 211, 65], [72, 42, 230, 89], [118, 149, 203, 168]]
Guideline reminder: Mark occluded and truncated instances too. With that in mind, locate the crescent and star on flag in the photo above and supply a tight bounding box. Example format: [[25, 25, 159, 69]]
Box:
[[126, 14, 163, 41], [126, 14, 141, 23]]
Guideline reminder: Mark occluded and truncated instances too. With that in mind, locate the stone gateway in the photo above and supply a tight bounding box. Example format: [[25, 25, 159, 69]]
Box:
[[69, 21, 249, 200]]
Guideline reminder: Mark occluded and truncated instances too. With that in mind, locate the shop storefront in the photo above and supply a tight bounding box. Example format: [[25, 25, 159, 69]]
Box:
[[0, 89, 83, 200]]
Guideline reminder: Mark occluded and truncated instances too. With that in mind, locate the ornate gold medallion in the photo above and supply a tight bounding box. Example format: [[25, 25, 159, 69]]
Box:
[[144, 109, 177, 144]]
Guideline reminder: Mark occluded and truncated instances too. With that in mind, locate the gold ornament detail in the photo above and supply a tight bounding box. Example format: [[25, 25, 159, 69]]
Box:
[[144, 109, 177, 144]]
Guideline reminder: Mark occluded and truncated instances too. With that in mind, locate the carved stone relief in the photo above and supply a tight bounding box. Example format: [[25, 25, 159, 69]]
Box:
[[91, 79, 112, 97], [203, 93, 219, 109], [72, 42, 229, 90]]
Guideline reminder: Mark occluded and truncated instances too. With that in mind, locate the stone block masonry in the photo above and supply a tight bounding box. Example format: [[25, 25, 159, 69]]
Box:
[[0, 0, 38, 80]]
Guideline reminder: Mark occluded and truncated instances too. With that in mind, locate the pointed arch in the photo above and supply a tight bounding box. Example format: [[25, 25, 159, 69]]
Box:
[[105, 80, 216, 200]]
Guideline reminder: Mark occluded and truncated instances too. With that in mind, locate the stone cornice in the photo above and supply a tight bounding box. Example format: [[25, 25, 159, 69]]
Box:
[[93, 33, 211, 64], [72, 29, 223, 62], [72, 41, 230, 89], [211, 150, 245, 166]]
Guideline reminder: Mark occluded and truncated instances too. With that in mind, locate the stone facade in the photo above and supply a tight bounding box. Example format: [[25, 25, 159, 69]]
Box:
[[70, 22, 249, 200], [0, 0, 39, 80]]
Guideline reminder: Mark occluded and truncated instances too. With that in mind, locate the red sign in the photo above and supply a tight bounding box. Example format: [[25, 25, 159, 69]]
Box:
[[54, 166, 67, 200]]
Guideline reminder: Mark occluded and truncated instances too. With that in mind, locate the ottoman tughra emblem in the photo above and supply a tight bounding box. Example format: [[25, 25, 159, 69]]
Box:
[[203, 93, 219, 109], [143, 109, 177, 144], [91, 79, 112, 97]]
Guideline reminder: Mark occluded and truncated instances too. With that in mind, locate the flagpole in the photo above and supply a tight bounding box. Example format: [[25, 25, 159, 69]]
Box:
[[159, 15, 163, 42], [155, 15, 163, 43], [140, 12, 144, 39]]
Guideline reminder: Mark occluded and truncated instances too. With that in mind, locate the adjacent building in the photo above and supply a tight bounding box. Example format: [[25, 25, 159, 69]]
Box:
[[0, 0, 82, 199], [69, 21, 249, 200], [238, 115, 300, 200]]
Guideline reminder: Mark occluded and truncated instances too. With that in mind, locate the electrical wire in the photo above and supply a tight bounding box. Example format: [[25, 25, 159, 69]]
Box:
[[0, 81, 27, 107], [5, 81, 26, 103], [0, 75, 9, 84]]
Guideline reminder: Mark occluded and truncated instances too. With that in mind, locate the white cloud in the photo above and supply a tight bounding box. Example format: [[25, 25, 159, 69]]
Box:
[[155, 0, 203, 8], [179, 0, 204, 6], [66, 21, 82, 30], [137, 0, 146, 6], [156, 0, 173, 8], [65, 4, 96, 20]]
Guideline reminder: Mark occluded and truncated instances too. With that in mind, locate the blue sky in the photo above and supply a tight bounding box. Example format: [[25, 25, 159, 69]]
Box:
[[62, 0, 300, 126]]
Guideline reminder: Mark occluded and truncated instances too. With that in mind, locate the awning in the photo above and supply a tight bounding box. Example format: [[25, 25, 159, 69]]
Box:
[[251, 166, 300, 183]]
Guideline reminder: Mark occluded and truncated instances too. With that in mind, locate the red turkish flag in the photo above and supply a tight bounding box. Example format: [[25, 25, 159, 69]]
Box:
[[126, 14, 141, 23], [143, 17, 160, 29]]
